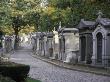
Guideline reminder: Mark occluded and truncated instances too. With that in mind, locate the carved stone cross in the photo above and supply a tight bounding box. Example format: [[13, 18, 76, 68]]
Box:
[[97, 10, 103, 19]]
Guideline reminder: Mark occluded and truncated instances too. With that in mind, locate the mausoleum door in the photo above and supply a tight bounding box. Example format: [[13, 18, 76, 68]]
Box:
[[59, 38, 62, 52], [59, 37, 65, 52], [96, 32, 102, 63], [62, 37, 65, 52], [81, 36, 86, 61]]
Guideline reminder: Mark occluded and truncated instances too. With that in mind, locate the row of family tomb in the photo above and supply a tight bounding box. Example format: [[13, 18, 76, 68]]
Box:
[[32, 17, 110, 67], [0, 35, 15, 61], [31, 28, 79, 62]]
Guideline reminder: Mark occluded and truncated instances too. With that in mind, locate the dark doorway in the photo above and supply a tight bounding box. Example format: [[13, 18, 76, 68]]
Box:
[[59, 37, 65, 52], [59, 38, 62, 52], [81, 36, 86, 61], [96, 32, 102, 63], [59, 36, 65, 60], [62, 37, 65, 53]]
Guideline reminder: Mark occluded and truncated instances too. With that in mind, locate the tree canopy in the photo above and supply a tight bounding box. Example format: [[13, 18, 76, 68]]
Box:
[[47, 0, 110, 28], [0, 0, 110, 33]]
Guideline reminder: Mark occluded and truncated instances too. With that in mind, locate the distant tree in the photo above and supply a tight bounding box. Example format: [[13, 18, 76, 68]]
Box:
[[12, 16, 27, 49], [0, 0, 42, 49]]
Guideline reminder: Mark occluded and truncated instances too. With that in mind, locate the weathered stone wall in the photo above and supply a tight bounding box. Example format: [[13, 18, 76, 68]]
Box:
[[63, 33, 79, 63]]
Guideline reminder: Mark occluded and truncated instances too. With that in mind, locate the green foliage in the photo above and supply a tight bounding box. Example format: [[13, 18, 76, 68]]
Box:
[[0, 75, 16, 82], [26, 77, 41, 82], [47, 0, 110, 28], [0, 0, 110, 33], [0, 0, 42, 33], [0, 62, 30, 82], [25, 11, 40, 31], [0, 0, 11, 27]]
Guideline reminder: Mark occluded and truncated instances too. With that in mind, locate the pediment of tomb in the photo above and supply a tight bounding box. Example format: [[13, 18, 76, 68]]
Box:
[[93, 24, 108, 38]]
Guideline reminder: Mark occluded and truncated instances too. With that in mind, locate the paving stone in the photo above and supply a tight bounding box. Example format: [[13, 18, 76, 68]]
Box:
[[9, 43, 110, 82]]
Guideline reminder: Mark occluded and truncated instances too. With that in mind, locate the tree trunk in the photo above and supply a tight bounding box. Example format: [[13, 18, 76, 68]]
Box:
[[14, 29, 19, 50]]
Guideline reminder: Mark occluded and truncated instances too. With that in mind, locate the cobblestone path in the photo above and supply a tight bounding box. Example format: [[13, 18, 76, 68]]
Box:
[[9, 43, 110, 82]]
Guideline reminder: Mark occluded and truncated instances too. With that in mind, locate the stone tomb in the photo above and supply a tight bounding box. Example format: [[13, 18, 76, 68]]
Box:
[[58, 28, 79, 63], [92, 18, 110, 67], [46, 32, 54, 58], [77, 19, 95, 64], [35, 32, 43, 55], [50, 30, 59, 59], [58, 28, 65, 61], [35, 32, 54, 58], [78, 17, 110, 67]]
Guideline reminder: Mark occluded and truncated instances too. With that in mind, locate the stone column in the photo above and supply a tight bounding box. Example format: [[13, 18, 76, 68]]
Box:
[[36, 38, 39, 55], [44, 36, 48, 57], [58, 37, 61, 60], [92, 35, 97, 66], [41, 38, 44, 56], [39, 39, 41, 55], [62, 36, 65, 61], [48, 38, 53, 57], [105, 35, 110, 66], [102, 36, 109, 67], [78, 35, 82, 63]]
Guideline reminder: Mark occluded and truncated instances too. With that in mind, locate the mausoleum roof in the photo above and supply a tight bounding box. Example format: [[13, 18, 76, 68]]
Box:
[[46, 32, 54, 38], [62, 28, 78, 33], [95, 18, 110, 27], [77, 19, 95, 30], [58, 27, 78, 33]]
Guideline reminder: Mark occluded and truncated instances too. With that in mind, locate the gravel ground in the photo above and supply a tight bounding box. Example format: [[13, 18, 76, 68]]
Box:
[[9, 43, 110, 82]]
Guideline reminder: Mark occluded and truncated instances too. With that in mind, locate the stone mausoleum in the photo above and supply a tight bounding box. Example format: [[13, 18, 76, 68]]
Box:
[[78, 13, 110, 67], [58, 27, 79, 63], [35, 32, 54, 58], [92, 18, 110, 67], [77, 19, 95, 64]]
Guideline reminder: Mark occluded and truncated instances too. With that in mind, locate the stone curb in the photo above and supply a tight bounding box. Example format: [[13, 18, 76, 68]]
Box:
[[32, 55, 110, 77]]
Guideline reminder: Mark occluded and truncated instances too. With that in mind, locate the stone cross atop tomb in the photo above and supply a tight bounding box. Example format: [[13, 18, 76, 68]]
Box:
[[59, 21, 61, 29], [97, 10, 103, 19], [53, 27, 56, 31]]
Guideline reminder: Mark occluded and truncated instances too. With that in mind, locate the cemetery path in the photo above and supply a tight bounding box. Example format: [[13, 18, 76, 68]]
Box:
[[9, 43, 110, 82]]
